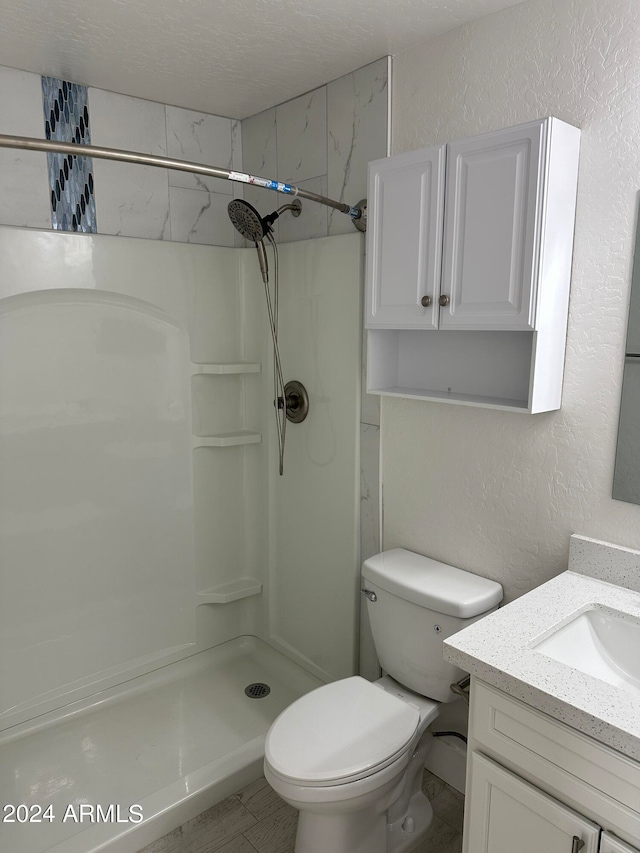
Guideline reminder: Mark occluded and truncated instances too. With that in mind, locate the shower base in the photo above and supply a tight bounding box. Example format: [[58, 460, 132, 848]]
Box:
[[0, 636, 322, 853]]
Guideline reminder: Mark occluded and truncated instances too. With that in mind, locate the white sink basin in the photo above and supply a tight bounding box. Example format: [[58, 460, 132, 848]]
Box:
[[534, 606, 640, 697]]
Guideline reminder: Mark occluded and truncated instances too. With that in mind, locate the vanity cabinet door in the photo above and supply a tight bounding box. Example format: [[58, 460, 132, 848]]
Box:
[[600, 833, 640, 853], [466, 753, 600, 853], [366, 145, 446, 329], [440, 121, 544, 331]]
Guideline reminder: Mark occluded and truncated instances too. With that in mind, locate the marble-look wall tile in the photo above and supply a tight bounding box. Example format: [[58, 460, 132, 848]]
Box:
[[89, 88, 170, 239], [242, 58, 389, 246], [166, 105, 233, 196], [327, 58, 389, 237], [231, 120, 242, 172], [231, 119, 245, 247], [277, 176, 328, 243], [169, 186, 235, 246], [241, 107, 279, 241], [276, 88, 327, 184], [165, 108, 242, 246], [0, 66, 51, 228], [242, 108, 277, 177]]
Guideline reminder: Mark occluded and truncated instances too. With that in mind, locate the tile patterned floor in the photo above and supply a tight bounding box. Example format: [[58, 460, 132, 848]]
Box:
[[138, 769, 464, 853]]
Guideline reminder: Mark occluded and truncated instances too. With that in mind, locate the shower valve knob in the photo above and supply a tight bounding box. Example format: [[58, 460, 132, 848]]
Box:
[[421, 295, 432, 307], [283, 381, 309, 423]]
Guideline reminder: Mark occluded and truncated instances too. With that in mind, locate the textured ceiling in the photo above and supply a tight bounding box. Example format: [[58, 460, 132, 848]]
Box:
[[0, 0, 526, 119]]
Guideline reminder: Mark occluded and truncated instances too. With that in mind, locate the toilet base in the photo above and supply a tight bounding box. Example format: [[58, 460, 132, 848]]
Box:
[[387, 791, 434, 853], [292, 787, 434, 853], [294, 806, 388, 853]]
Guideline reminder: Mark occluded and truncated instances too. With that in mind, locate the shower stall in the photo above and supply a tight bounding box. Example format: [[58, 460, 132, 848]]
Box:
[[0, 211, 364, 852]]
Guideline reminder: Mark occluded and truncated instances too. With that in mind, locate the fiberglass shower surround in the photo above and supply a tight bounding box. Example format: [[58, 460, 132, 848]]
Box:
[[0, 132, 366, 475]]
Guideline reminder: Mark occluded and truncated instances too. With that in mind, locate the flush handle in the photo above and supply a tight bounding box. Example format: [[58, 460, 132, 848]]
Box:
[[571, 837, 585, 853], [361, 588, 377, 603]]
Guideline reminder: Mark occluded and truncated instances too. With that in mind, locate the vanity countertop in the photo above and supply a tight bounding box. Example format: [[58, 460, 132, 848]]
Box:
[[444, 562, 640, 761]]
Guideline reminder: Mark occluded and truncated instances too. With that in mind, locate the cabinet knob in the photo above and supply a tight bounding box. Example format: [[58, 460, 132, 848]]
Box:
[[421, 295, 432, 307], [571, 838, 585, 853], [439, 295, 450, 307]]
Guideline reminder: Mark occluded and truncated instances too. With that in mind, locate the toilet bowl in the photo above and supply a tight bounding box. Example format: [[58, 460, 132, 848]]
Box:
[[264, 549, 503, 853], [265, 675, 439, 853]]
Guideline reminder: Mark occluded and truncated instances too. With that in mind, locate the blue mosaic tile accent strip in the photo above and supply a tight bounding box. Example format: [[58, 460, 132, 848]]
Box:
[[42, 77, 96, 232]]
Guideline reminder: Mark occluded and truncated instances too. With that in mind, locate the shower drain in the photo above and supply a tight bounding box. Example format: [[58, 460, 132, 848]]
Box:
[[244, 682, 271, 699]]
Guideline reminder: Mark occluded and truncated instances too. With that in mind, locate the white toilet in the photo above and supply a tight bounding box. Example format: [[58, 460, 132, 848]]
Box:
[[264, 548, 503, 853]]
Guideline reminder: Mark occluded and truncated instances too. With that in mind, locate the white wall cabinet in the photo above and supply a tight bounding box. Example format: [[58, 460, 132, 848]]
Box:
[[464, 680, 640, 853], [365, 117, 581, 412], [366, 144, 445, 329], [440, 122, 544, 331]]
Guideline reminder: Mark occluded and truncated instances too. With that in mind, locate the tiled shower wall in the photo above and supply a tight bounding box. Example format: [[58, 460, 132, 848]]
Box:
[[0, 56, 387, 674], [241, 57, 389, 243], [0, 59, 387, 249], [0, 65, 243, 245]]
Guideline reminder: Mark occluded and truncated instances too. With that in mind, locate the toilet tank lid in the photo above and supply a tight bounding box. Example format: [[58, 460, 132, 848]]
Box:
[[362, 549, 503, 618]]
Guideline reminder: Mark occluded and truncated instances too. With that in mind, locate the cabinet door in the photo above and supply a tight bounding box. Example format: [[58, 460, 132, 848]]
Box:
[[441, 120, 545, 330], [601, 833, 640, 853], [366, 145, 445, 329], [465, 753, 600, 853]]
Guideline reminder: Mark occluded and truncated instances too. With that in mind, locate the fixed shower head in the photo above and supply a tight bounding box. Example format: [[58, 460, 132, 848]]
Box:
[[228, 199, 266, 242]]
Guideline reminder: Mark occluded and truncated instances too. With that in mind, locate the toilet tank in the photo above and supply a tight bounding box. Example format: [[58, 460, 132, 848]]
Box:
[[362, 549, 503, 702]]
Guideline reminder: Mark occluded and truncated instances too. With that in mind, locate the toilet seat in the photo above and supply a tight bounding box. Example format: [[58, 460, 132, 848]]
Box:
[[265, 676, 420, 787]]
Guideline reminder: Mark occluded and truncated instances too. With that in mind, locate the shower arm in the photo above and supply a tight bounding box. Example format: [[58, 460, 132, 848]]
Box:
[[0, 133, 367, 230]]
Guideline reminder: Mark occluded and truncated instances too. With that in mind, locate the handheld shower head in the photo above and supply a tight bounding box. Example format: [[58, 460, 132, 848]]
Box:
[[228, 199, 269, 282], [227, 198, 302, 240], [227, 198, 303, 285], [228, 199, 266, 242]]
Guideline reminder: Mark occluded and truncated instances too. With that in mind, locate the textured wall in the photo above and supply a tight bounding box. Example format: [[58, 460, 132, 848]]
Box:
[[385, 0, 640, 601]]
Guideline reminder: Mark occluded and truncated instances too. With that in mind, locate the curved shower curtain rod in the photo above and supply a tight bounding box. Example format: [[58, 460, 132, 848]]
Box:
[[0, 133, 367, 230]]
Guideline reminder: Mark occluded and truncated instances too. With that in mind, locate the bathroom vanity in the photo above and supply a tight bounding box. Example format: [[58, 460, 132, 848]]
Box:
[[464, 681, 639, 853], [444, 535, 640, 853]]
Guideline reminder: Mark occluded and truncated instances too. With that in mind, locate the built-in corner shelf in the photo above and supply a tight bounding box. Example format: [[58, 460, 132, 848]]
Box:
[[196, 577, 263, 604], [190, 362, 261, 375], [192, 431, 262, 448], [190, 363, 262, 448]]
